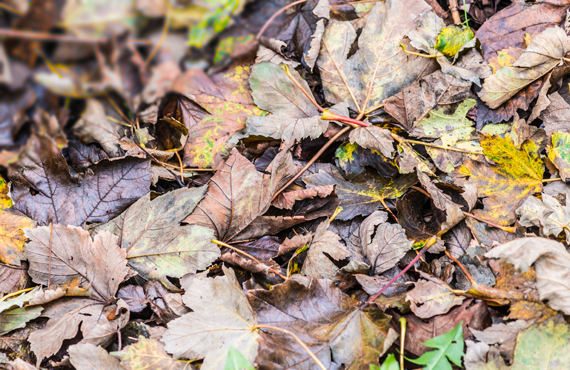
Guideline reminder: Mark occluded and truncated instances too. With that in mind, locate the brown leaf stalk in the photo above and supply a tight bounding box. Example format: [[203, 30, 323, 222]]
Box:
[[444, 250, 475, 285], [253, 325, 327, 370], [212, 239, 287, 280]]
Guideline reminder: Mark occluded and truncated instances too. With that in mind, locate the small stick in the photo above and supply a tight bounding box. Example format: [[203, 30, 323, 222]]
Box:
[[543, 178, 562, 183], [253, 325, 326, 370], [281, 65, 324, 113], [0, 29, 152, 45], [448, 0, 462, 24], [364, 236, 437, 307], [271, 126, 352, 202], [444, 250, 476, 285], [212, 239, 287, 280]]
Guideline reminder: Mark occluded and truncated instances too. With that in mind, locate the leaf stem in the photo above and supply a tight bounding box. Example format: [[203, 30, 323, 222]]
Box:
[[399, 43, 441, 58], [0, 287, 35, 302], [321, 110, 370, 127], [281, 65, 324, 112], [256, 0, 307, 40], [212, 239, 287, 280], [0, 29, 152, 45], [271, 126, 352, 202], [364, 236, 437, 306], [543, 178, 562, 183], [399, 138, 482, 155], [444, 250, 476, 285], [253, 324, 327, 370]]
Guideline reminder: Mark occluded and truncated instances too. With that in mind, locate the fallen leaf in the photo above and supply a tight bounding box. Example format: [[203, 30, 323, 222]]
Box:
[[408, 322, 465, 370], [485, 237, 570, 315], [117, 285, 147, 313], [317, 0, 434, 116], [406, 273, 465, 319], [0, 306, 42, 336], [248, 277, 398, 370], [301, 219, 351, 280], [98, 186, 219, 289], [516, 193, 570, 242], [539, 92, 570, 136], [9, 134, 152, 226], [335, 142, 398, 179], [436, 25, 475, 57], [548, 131, 570, 181], [68, 343, 124, 370], [0, 211, 34, 266], [172, 64, 266, 169], [479, 27, 569, 109], [272, 184, 334, 210], [225, 347, 255, 370], [348, 126, 395, 159], [183, 147, 305, 242], [459, 135, 544, 225], [303, 169, 416, 220], [113, 336, 189, 370], [161, 266, 259, 370], [247, 62, 330, 142], [465, 317, 570, 370]]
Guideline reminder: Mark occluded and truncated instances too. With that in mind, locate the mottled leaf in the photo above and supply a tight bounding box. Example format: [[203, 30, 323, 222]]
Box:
[[335, 142, 398, 179], [459, 135, 544, 225], [548, 131, 570, 181], [479, 27, 569, 109], [436, 25, 475, 57], [303, 170, 416, 220], [348, 126, 395, 158], [485, 237, 570, 315], [69, 343, 124, 370], [0, 211, 34, 266], [98, 186, 219, 289], [317, 0, 433, 115], [0, 306, 42, 336]]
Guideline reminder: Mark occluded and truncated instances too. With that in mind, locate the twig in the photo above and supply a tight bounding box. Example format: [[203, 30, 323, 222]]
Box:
[[145, 2, 170, 66], [0, 29, 152, 45], [444, 250, 475, 285], [212, 239, 287, 280], [271, 126, 352, 202], [399, 318, 406, 370], [256, 0, 307, 40], [253, 325, 326, 370], [175, 151, 185, 184], [448, 0, 462, 24], [543, 178, 562, 183], [0, 2, 24, 15], [363, 236, 437, 307]]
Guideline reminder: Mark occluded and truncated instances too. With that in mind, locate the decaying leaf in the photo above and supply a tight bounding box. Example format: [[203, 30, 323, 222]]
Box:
[[348, 126, 395, 159], [9, 134, 152, 226], [172, 64, 266, 169], [317, 0, 434, 115], [485, 237, 570, 315], [303, 170, 416, 220], [247, 62, 332, 142], [479, 27, 569, 109], [68, 343, 124, 370], [272, 185, 334, 210], [161, 266, 259, 370], [335, 142, 398, 179], [0, 211, 34, 266], [98, 186, 219, 289], [248, 277, 398, 370], [516, 193, 570, 242], [548, 131, 570, 181], [406, 273, 465, 319], [113, 337, 189, 370], [301, 219, 351, 280], [539, 92, 570, 136], [459, 135, 544, 225]]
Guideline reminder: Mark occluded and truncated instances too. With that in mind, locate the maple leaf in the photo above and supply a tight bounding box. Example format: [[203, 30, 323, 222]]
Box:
[[68, 343, 123, 370], [9, 134, 152, 227], [479, 27, 569, 109], [516, 193, 570, 242], [303, 169, 416, 220], [161, 266, 259, 370], [538, 92, 570, 136], [97, 186, 220, 289], [248, 277, 398, 370], [408, 322, 465, 370], [485, 237, 570, 315], [459, 135, 544, 225], [171, 64, 266, 169], [113, 336, 189, 370], [406, 272, 465, 319], [317, 0, 433, 117], [24, 225, 132, 365]]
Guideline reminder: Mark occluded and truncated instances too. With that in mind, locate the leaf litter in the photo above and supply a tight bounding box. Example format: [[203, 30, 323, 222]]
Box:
[[3, 0, 570, 369]]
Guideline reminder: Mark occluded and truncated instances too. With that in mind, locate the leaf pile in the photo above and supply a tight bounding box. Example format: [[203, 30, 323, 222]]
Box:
[[3, 0, 570, 369]]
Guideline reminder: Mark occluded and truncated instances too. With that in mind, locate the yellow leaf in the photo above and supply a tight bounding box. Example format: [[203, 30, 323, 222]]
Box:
[[0, 176, 12, 210], [459, 135, 544, 225], [0, 211, 35, 265]]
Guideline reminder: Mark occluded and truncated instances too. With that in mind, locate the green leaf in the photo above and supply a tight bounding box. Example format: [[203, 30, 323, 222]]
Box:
[[435, 25, 475, 57], [303, 170, 416, 220], [0, 306, 43, 335], [214, 35, 254, 64], [370, 354, 399, 370], [408, 322, 465, 370], [548, 131, 570, 182], [479, 27, 569, 109], [188, 0, 240, 48], [225, 347, 255, 370]]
